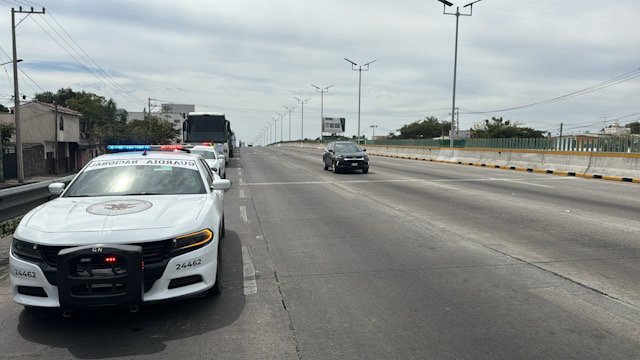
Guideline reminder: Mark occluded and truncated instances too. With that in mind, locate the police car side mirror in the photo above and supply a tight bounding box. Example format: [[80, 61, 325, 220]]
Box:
[[362, 149, 366, 152], [49, 182, 66, 196], [210, 179, 231, 191]]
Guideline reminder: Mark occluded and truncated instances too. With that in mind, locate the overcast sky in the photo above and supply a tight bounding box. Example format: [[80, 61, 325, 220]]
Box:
[[0, 0, 638, 143]]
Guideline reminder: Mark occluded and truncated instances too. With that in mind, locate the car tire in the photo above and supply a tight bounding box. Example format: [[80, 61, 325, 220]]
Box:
[[324, 162, 328, 171], [362, 167, 369, 174], [221, 216, 226, 238], [210, 254, 222, 296]]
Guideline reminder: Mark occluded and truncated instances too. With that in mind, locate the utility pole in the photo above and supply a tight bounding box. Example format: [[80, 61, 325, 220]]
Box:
[[12, 6, 45, 183], [294, 97, 310, 141], [370, 124, 378, 140], [53, 101, 58, 175], [311, 84, 333, 142], [283, 106, 294, 141], [344, 58, 376, 140], [436, 0, 482, 148], [558, 122, 564, 151]]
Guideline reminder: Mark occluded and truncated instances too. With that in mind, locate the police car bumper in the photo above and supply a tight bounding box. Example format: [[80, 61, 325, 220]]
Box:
[[9, 240, 219, 308]]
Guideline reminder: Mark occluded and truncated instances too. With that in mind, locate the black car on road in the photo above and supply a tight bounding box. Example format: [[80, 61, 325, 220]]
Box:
[[323, 141, 369, 174]]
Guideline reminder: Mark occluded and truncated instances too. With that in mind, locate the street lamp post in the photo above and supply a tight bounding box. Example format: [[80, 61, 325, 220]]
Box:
[[278, 113, 284, 142], [344, 58, 376, 140], [294, 97, 310, 141], [283, 105, 295, 141], [370, 124, 378, 140], [311, 84, 333, 142], [436, 0, 483, 148]]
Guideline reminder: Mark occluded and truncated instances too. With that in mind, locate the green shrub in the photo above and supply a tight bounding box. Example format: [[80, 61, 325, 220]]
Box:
[[0, 217, 22, 237]]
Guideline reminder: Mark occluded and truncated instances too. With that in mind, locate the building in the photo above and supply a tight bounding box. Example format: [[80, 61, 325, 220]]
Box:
[[161, 103, 195, 143], [0, 101, 86, 175]]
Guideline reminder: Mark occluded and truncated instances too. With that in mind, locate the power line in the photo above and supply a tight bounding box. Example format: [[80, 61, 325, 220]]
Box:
[[463, 67, 640, 115], [4, 0, 145, 106], [28, 16, 143, 106]]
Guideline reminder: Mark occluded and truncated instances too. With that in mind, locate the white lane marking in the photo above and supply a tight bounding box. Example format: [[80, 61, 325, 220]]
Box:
[[242, 177, 575, 186], [239, 189, 245, 198], [239, 178, 245, 185], [242, 245, 257, 295], [239, 205, 248, 223], [423, 181, 460, 190], [498, 179, 555, 188], [0, 265, 8, 281]]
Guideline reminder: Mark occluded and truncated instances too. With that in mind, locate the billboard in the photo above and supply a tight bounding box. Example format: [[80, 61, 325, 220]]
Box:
[[322, 117, 346, 135]]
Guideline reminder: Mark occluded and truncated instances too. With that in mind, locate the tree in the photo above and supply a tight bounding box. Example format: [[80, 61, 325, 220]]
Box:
[[472, 117, 544, 138], [625, 121, 640, 134], [35, 88, 123, 145], [396, 116, 451, 139], [0, 123, 15, 145], [0, 104, 9, 113], [125, 115, 179, 144]]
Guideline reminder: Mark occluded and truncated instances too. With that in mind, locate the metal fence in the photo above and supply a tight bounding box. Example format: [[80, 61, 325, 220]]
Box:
[[0, 175, 75, 223], [364, 136, 640, 153]]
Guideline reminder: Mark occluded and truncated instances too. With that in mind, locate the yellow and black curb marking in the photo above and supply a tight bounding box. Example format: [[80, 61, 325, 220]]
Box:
[[370, 154, 640, 184]]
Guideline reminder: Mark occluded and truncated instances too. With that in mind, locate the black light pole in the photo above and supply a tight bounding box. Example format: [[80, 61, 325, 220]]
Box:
[[436, 0, 482, 148], [344, 58, 376, 140]]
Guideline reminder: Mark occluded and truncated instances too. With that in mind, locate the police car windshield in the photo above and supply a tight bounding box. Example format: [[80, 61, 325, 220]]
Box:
[[64, 160, 206, 197], [334, 143, 361, 154], [190, 149, 217, 160]]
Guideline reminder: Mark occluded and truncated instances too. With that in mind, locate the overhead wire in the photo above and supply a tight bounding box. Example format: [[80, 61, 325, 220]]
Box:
[[463, 67, 640, 115], [6, 0, 146, 107]]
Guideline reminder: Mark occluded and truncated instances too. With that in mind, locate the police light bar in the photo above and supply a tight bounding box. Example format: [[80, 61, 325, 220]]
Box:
[[106, 145, 151, 152], [159, 145, 184, 150]]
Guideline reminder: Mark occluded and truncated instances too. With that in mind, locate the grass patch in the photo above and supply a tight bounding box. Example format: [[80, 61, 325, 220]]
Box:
[[1, 217, 22, 237]]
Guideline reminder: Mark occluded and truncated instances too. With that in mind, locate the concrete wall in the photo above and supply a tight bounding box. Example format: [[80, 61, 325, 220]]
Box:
[[275, 142, 640, 181]]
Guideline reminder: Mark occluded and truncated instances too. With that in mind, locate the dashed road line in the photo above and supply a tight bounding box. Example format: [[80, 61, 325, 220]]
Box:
[[0, 265, 8, 281], [241, 177, 575, 186], [239, 205, 248, 223], [242, 245, 257, 295], [239, 189, 245, 198]]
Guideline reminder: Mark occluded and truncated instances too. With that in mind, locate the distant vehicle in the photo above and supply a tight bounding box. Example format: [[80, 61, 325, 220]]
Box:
[[183, 112, 234, 160], [9, 145, 231, 312], [323, 141, 369, 174], [190, 145, 226, 178]]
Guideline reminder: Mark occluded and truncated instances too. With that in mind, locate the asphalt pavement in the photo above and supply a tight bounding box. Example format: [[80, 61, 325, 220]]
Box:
[[1, 146, 640, 359]]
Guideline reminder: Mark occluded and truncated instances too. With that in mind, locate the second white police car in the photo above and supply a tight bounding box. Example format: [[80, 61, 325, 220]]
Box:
[[9, 145, 231, 313]]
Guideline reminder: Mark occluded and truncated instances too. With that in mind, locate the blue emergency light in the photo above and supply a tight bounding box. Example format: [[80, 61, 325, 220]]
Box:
[[106, 145, 152, 152]]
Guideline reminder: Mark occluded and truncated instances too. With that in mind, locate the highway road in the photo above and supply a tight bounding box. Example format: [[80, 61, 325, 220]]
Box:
[[1, 145, 640, 359]]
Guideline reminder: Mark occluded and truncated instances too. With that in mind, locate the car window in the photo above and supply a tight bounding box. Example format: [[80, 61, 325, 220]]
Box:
[[199, 158, 214, 185], [191, 149, 217, 160], [334, 143, 360, 154], [64, 159, 206, 196]]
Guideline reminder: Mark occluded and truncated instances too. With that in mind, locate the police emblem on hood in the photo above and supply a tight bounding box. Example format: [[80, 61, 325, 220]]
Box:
[[87, 200, 153, 216]]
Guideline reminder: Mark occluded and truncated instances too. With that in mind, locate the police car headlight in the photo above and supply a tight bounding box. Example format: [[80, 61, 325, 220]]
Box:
[[172, 229, 213, 254], [364, 155, 369, 161], [11, 238, 42, 261]]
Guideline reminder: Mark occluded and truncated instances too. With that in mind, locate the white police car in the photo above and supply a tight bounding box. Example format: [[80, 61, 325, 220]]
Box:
[[189, 144, 226, 179], [9, 145, 231, 312]]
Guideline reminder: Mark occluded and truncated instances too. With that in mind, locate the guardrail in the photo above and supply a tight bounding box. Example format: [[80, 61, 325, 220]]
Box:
[[0, 175, 75, 223]]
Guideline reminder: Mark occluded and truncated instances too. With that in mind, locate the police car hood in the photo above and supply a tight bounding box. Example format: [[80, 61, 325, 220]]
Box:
[[23, 195, 206, 235]]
